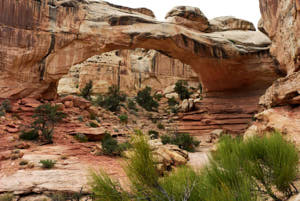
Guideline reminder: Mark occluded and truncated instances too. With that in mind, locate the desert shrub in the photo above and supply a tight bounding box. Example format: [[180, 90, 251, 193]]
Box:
[[174, 80, 191, 100], [19, 129, 39, 141], [148, 130, 159, 139], [19, 160, 29, 166], [40, 159, 56, 169], [157, 123, 165, 130], [118, 141, 132, 152], [31, 104, 66, 143], [80, 80, 93, 100], [154, 93, 163, 101], [161, 133, 200, 152], [167, 97, 178, 107], [119, 114, 128, 124], [210, 132, 299, 200], [170, 105, 180, 114], [0, 110, 5, 117], [101, 133, 121, 156], [89, 122, 98, 128], [127, 99, 138, 111], [136, 86, 159, 111], [74, 133, 88, 143], [77, 116, 84, 122], [198, 83, 203, 94], [0, 193, 13, 201], [1, 99, 12, 112], [95, 85, 126, 112]]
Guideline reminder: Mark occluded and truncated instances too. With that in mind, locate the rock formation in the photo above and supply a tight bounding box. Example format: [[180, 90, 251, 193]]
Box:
[[58, 49, 199, 95], [246, 0, 300, 143], [0, 0, 278, 100]]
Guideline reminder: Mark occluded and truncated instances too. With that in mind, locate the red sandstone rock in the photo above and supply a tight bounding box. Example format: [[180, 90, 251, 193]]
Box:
[[0, 0, 278, 99]]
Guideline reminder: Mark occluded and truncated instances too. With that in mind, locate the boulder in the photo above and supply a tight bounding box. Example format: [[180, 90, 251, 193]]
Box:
[[165, 6, 209, 32], [208, 16, 256, 32], [165, 93, 179, 100]]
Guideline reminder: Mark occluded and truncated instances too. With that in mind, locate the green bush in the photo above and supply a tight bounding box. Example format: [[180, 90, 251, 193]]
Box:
[[174, 80, 191, 100], [89, 122, 99, 128], [40, 159, 56, 169], [167, 97, 178, 107], [157, 123, 165, 130], [31, 104, 66, 143], [19, 160, 29, 166], [95, 85, 126, 112], [80, 80, 93, 100], [209, 132, 299, 200], [19, 129, 39, 141], [119, 114, 128, 124], [161, 133, 200, 152], [74, 133, 88, 143], [154, 93, 163, 101], [148, 130, 159, 139], [90, 132, 298, 201], [1, 99, 12, 113], [101, 133, 121, 156], [0, 193, 13, 201], [136, 86, 159, 111], [127, 99, 138, 111]]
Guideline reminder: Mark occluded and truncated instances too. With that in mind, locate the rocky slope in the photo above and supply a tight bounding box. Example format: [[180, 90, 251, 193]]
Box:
[[0, 0, 278, 99], [57, 48, 198, 95]]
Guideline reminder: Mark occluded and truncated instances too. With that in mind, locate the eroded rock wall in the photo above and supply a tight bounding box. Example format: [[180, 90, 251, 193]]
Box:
[[57, 49, 198, 95]]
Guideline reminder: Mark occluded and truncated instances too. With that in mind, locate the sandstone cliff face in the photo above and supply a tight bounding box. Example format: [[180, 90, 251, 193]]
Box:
[[247, 0, 300, 142], [57, 49, 198, 95], [0, 0, 278, 99], [259, 0, 300, 74]]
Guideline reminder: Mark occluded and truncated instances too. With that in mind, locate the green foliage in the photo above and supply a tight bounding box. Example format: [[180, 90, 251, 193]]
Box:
[[31, 103, 66, 143], [77, 116, 84, 122], [148, 130, 159, 139], [80, 80, 93, 100], [0, 193, 13, 201], [90, 132, 299, 201], [127, 99, 138, 111], [95, 85, 126, 112], [210, 132, 299, 200], [19, 129, 39, 141], [74, 133, 88, 143], [40, 159, 56, 169], [154, 93, 163, 101], [157, 123, 165, 130], [1, 99, 12, 113], [19, 160, 29, 166], [174, 80, 191, 100], [167, 97, 178, 107], [89, 122, 99, 128], [161, 133, 200, 152], [198, 83, 203, 94], [136, 86, 159, 111], [101, 133, 122, 156], [119, 114, 128, 124]]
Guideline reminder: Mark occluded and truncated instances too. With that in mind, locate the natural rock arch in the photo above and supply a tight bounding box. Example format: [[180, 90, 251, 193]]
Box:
[[0, 0, 279, 99]]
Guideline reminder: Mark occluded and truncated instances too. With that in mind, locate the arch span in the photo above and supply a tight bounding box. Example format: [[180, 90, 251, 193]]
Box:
[[0, 0, 278, 99]]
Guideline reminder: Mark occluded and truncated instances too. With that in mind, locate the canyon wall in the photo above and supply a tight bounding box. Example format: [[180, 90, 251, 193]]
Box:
[[57, 49, 198, 95], [246, 0, 300, 144]]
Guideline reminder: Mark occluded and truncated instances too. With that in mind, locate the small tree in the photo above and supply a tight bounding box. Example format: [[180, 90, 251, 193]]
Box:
[[80, 80, 93, 100], [31, 104, 66, 143], [136, 86, 159, 111], [174, 80, 191, 100], [95, 85, 126, 112]]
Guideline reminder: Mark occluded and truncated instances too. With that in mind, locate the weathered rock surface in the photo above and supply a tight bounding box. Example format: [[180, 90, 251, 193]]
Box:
[[0, 0, 278, 99], [58, 49, 198, 95], [259, 0, 300, 74], [165, 6, 209, 32], [260, 71, 300, 108], [208, 16, 256, 32]]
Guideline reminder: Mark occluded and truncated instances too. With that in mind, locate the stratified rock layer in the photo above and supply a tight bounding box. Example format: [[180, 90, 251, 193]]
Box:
[[0, 0, 278, 99]]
